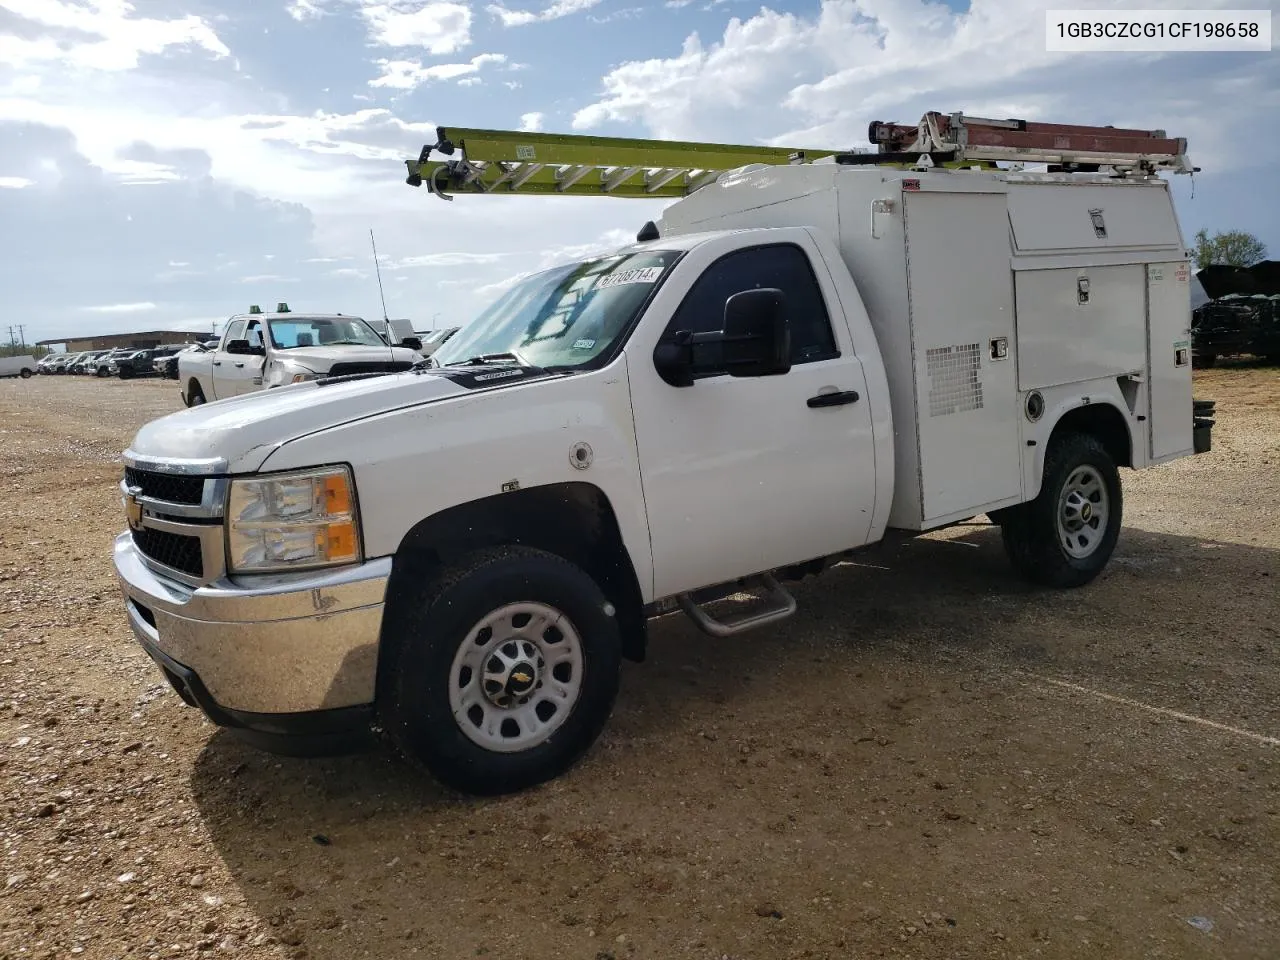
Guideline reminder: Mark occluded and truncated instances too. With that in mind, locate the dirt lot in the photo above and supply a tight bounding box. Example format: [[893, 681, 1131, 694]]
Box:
[[0, 369, 1277, 960]]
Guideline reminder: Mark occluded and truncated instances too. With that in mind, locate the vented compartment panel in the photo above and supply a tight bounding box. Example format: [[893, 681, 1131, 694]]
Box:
[[925, 343, 984, 417]]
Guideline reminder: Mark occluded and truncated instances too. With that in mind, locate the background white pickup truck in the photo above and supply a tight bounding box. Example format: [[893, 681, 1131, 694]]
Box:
[[115, 159, 1206, 797], [179, 308, 422, 406]]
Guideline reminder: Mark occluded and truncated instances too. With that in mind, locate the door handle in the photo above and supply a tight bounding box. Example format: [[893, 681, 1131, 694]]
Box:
[[234, 362, 244, 368], [807, 389, 860, 408], [212, 360, 222, 366]]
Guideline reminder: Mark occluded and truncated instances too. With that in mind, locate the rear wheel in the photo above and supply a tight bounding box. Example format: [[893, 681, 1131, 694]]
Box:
[[19, 369, 31, 379], [378, 545, 622, 795], [1001, 432, 1122, 588]]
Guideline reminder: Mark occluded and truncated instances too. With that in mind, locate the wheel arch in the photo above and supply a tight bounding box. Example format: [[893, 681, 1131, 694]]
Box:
[[1016, 398, 1135, 505], [379, 481, 648, 670]]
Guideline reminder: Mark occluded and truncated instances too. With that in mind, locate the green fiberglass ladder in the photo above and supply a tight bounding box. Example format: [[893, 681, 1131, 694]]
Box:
[[404, 111, 1196, 201]]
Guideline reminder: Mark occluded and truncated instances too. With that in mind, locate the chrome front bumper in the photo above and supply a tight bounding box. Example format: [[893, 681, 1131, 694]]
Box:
[[113, 532, 390, 718]]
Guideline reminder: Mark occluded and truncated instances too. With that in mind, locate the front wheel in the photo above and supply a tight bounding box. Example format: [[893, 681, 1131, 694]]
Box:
[[378, 546, 622, 795], [1001, 433, 1122, 588], [19, 369, 31, 379]]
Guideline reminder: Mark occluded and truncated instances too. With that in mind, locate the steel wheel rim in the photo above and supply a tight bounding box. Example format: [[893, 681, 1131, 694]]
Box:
[[448, 601, 584, 754], [1057, 464, 1109, 559]]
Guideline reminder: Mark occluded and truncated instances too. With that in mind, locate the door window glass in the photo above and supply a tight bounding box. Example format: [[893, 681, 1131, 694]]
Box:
[[658, 244, 839, 378]]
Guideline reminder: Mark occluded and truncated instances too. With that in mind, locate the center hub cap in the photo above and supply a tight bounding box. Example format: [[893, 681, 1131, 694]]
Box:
[[1081, 502, 1092, 522], [481, 638, 544, 708], [506, 662, 537, 698]]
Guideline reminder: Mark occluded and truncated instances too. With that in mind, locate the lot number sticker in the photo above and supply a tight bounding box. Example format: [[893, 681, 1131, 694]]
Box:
[[597, 266, 663, 289]]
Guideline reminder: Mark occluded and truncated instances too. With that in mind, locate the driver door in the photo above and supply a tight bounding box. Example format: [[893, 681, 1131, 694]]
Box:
[[626, 236, 878, 600], [219, 318, 267, 396]]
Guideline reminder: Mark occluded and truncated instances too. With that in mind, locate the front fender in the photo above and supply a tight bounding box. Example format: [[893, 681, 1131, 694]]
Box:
[[257, 364, 656, 601]]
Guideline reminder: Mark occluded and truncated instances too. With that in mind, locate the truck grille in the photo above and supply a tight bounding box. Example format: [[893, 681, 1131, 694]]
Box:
[[326, 361, 414, 378], [133, 527, 204, 579], [124, 467, 206, 506]]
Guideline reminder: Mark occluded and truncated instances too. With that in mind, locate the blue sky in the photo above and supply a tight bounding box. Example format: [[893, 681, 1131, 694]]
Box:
[[1, 0, 1277, 345]]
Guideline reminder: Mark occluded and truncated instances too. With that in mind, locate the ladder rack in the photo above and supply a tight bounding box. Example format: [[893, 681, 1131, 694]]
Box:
[[867, 111, 1196, 175], [404, 127, 844, 200], [404, 111, 1196, 201]]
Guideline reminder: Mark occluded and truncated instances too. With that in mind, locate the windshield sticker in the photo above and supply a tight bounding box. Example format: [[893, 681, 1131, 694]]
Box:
[[573, 338, 596, 350], [596, 266, 663, 289]]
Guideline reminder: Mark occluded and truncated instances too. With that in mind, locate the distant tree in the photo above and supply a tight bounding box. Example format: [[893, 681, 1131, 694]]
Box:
[[1192, 229, 1268, 270]]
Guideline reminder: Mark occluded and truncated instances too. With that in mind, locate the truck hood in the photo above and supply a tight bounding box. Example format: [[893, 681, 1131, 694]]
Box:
[[273, 344, 420, 370], [127, 369, 474, 473]]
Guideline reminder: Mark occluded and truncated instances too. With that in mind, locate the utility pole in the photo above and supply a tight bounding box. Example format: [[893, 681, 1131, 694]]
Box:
[[16, 324, 25, 351]]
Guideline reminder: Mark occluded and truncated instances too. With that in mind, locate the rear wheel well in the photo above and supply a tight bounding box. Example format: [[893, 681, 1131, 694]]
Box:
[[1050, 403, 1132, 468], [380, 482, 647, 668]]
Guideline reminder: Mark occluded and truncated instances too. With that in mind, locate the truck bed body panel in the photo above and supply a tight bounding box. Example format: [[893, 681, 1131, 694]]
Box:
[[1147, 261, 1195, 460], [660, 164, 1192, 531], [903, 190, 1023, 521]]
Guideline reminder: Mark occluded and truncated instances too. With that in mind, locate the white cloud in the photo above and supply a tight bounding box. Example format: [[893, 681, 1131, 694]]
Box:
[[370, 53, 506, 90], [0, 175, 34, 188], [286, 0, 325, 19], [519, 111, 543, 132], [0, 0, 230, 71], [238, 274, 301, 283], [387, 251, 509, 269], [82, 301, 156, 314], [571, 0, 1279, 178], [360, 1, 472, 53], [486, 0, 601, 28]]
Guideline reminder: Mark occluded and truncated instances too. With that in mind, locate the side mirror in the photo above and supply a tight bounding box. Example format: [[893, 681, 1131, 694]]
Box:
[[226, 339, 264, 356], [400, 337, 423, 351], [653, 287, 791, 387], [721, 288, 791, 378]]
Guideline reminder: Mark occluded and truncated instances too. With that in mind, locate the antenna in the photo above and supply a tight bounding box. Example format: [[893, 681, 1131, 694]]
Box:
[[370, 228, 389, 322]]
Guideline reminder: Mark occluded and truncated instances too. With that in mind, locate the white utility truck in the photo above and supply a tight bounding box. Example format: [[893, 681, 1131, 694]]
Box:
[[112, 112, 1209, 795], [178, 303, 422, 406]]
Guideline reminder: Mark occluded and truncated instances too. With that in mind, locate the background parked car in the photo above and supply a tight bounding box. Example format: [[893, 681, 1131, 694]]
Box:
[[115, 345, 183, 379], [156, 341, 217, 379], [92, 349, 134, 377]]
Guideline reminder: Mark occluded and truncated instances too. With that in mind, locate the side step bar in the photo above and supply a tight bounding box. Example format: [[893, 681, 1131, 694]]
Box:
[[676, 573, 797, 638]]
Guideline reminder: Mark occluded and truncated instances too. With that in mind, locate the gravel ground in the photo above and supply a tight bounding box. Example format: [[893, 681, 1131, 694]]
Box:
[[0, 369, 1277, 960]]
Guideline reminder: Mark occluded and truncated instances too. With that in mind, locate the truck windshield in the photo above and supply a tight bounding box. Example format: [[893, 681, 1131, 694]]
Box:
[[267, 316, 383, 349], [432, 250, 678, 370]]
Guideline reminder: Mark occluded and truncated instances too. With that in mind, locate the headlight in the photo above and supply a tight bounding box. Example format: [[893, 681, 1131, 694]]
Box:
[[226, 466, 362, 574], [268, 363, 319, 386]]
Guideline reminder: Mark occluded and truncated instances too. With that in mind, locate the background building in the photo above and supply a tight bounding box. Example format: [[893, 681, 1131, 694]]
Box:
[[36, 330, 207, 353]]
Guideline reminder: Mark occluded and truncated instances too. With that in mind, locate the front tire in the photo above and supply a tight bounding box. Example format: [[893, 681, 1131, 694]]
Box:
[[378, 546, 623, 796], [185, 381, 205, 406], [1001, 432, 1122, 588]]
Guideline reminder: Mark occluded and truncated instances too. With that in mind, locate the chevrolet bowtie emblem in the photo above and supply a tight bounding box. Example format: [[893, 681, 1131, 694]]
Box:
[[512, 671, 531, 684], [124, 485, 144, 531]]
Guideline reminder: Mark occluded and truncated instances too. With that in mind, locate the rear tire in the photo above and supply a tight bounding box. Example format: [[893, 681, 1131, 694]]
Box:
[[1001, 432, 1122, 588], [19, 369, 31, 379], [378, 545, 622, 796]]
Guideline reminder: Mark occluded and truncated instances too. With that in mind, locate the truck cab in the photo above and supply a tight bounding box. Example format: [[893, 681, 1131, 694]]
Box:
[[180, 305, 421, 406]]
